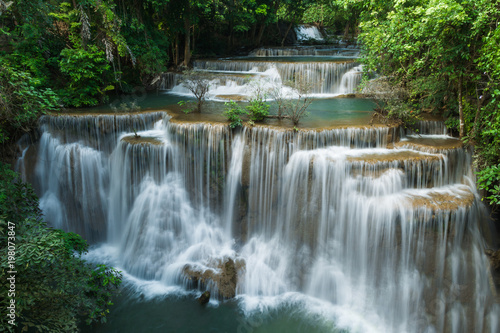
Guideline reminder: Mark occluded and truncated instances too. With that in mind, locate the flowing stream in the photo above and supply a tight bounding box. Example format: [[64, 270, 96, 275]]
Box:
[[17, 44, 500, 333]]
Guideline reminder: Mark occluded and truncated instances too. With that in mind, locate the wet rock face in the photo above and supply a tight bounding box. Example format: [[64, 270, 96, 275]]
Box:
[[485, 249, 500, 289], [183, 257, 245, 299], [219, 258, 238, 298]]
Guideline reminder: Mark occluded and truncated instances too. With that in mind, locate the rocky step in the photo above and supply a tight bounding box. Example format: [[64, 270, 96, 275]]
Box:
[[395, 135, 462, 153], [121, 135, 164, 145], [346, 149, 443, 164], [344, 149, 455, 188], [403, 185, 475, 212]]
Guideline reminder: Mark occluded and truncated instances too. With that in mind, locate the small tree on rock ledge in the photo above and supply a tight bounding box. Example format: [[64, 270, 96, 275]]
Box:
[[181, 70, 215, 113], [271, 73, 315, 126]]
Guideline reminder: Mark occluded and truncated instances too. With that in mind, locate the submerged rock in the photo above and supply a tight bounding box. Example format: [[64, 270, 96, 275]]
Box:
[[198, 291, 210, 305]]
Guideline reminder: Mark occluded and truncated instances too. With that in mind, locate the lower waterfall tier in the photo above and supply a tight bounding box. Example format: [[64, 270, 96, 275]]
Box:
[[18, 112, 499, 333]]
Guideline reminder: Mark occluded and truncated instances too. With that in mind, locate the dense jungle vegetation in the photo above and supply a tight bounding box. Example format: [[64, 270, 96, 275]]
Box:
[[0, 0, 500, 330], [0, 162, 122, 331]]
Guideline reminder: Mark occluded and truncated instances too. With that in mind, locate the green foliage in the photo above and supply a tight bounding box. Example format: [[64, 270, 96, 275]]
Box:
[[0, 61, 59, 143], [59, 45, 114, 107], [360, 0, 472, 98], [85, 264, 122, 325], [0, 163, 122, 331], [475, 89, 500, 195], [246, 80, 270, 122], [356, 0, 500, 209], [0, 164, 42, 223], [224, 101, 248, 128], [177, 100, 196, 114], [121, 15, 169, 81], [52, 229, 89, 255], [302, 3, 335, 25], [386, 102, 422, 129], [246, 100, 270, 122], [478, 164, 500, 205], [302, 1, 361, 37], [444, 117, 460, 133]]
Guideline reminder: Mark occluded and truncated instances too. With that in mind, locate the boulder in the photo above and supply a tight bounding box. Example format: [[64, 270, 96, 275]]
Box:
[[198, 291, 210, 305], [182, 257, 245, 299]]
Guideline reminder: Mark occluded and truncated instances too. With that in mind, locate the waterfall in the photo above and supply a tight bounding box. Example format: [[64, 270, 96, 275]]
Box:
[[159, 72, 181, 90], [35, 132, 109, 239], [163, 43, 363, 99], [19, 112, 499, 333], [249, 46, 360, 57], [414, 120, 449, 135], [224, 132, 246, 236], [167, 60, 361, 97], [295, 25, 324, 42], [338, 65, 363, 94]]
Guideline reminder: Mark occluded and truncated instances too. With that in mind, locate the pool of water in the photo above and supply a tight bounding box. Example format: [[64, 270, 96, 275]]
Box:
[[80, 282, 356, 333], [64, 92, 375, 129]]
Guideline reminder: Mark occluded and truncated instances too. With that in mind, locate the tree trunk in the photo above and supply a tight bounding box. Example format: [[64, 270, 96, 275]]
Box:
[[228, 29, 233, 49], [281, 21, 293, 47], [251, 24, 257, 43], [344, 22, 350, 40], [175, 34, 179, 66], [183, 17, 191, 67], [192, 25, 195, 56], [458, 74, 465, 138], [255, 24, 266, 46], [471, 83, 484, 143]]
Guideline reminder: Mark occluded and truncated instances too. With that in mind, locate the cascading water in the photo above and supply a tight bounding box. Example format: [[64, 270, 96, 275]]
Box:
[[166, 61, 362, 99], [162, 44, 363, 99], [249, 46, 359, 57], [18, 110, 500, 332], [295, 25, 324, 42]]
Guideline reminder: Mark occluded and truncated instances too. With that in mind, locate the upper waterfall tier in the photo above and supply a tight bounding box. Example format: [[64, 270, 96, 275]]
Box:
[[194, 59, 360, 95], [249, 46, 360, 57], [413, 120, 449, 135], [162, 58, 362, 98], [295, 25, 324, 42]]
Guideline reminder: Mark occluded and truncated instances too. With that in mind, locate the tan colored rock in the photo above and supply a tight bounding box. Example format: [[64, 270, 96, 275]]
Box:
[[183, 257, 245, 299]]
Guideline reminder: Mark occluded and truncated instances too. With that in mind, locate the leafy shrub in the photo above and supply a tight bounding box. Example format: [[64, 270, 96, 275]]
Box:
[[177, 100, 196, 114], [0, 163, 122, 331], [224, 101, 248, 128], [477, 164, 500, 206], [59, 45, 115, 107], [0, 163, 42, 223], [246, 100, 269, 122], [0, 62, 59, 143]]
